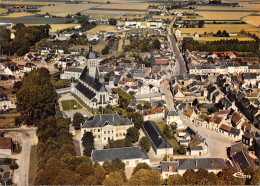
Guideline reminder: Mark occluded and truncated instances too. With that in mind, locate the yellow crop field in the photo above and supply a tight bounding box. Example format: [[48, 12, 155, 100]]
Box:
[[87, 25, 118, 34], [195, 11, 254, 20], [39, 4, 98, 17], [70, 41, 107, 53], [249, 31, 260, 38], [180, 24, 258, 34], [118, 39, 123, 52], [0, 8, 7, 14], [194, 3, 260, 11], [242, 16, 260, 27], [1, 12, 35, 18], [177, 36, 254, 41]]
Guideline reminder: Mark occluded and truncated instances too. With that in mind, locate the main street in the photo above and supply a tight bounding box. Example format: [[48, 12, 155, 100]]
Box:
[[167, 18, 187, 76], [0, 128, 35, 186]]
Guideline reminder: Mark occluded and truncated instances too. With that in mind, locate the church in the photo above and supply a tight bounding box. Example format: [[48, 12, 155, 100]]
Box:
[[72, 45, 115, 108]]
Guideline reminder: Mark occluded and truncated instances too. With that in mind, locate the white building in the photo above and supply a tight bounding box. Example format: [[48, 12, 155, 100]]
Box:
[[81, 113, 134, 143], [60, 68, 83, 80], [146, 20, 164, 29]]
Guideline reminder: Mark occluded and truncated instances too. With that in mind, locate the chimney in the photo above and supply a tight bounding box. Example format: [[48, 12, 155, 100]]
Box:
[[195, 160, 198, 167], [211, 160, 214, 166], [168, 164, 173, 172]]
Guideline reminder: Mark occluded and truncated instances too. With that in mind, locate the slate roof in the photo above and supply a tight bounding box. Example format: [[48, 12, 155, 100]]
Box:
[[232, 150, 257, 171], [65, 67, 83, 73], [177, 158, 226, 170], [190, 146, 203, 150], [82, 113, 133, 128], [230, 142, 247, 156], [143, 121, 173, 149], [75, 82, 96, 100], [160, 161, 179, 172], [168, 110, 178, 116], [230, 127, 240, 136], [79, 66, 107, 92], [92, 147, 149, 162]]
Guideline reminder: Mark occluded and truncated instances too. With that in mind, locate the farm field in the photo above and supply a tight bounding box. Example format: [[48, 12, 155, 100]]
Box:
[[0, 12, 35, 18], [87, 25, 117, 34], [0, 1, 63, 5], [25, 24, 80, 33], [195, 11, 254, 20], [0, 8, 7, 13], [248, 31, 260, 38], [39, 4, 98, 17], [194, 3, 260, 11], [70, 40, 108, 53], [204, 24, 259, 32], [180, 24, 258, 34], [96, 2, 152, 10], [193, 36, 254, 41], [242, 16, 260, 27], [0, 16, 69, 24], [82, 10, 146, 16]]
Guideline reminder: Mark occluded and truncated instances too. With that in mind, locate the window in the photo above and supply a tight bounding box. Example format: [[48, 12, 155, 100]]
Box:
[[104, 137, 106, 140], [135, 160, 139, 165], [98, 129, 100, 132], [108, 131, 110, 134], [123, 133, 126, 136], [104, 131, 106, 134], [126, 161, 129, 165]]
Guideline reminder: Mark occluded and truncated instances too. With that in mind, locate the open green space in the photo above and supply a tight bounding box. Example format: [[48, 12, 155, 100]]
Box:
[[28, 145, 38, 186], [61, 100, 82, 111]]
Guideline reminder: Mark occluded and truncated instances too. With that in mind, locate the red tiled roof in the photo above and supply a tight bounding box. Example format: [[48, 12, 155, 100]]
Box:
[[215, 110, 230, 115], [219, 124, 231, 132], [0, 137, 12, 150], [210, 115, 222, 124], [143, 107, 163, 116]]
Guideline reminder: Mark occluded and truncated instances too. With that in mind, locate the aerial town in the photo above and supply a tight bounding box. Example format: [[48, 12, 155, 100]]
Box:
[[0, 0, 259, 185]]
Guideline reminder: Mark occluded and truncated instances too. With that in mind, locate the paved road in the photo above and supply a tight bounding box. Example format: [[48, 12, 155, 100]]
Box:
[[160, 81, 175, 111], [0, 128, 35, 186], [182, 119, 235, 159], [167, 18, 187, 76]]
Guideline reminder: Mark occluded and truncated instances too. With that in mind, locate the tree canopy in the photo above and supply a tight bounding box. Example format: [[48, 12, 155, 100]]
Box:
[[16, 68, 57, 125]]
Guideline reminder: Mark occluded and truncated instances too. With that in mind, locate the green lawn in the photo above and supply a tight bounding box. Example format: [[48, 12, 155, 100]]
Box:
[[156, 122, 181, 151], [28, 145, 38, 186], [61, 100, 83, 111]]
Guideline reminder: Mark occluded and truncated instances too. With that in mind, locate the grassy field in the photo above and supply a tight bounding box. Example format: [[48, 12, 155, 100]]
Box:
[[28, 145, 38, 186], [39, 4, 97, 17], [1, 12, 35, 18], [242, 16, 260, 27], [87, 25, 117, 34], [61, 100, 82, 111], [70, 40, 107, 53]]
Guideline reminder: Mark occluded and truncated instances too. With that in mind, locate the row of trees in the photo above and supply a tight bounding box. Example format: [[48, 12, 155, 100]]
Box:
[[0, 24, 50, 56], [182, 39, 259, 53]]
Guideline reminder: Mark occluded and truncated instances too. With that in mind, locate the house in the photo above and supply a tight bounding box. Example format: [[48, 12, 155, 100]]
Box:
[[142, 107, 165, 122], [60, 67, 83, 80], [142, 121, 173, 156], [23, 62, 37, 72], [231, 150, 258, 171], [160, 158, 226, 178], [231, 112, 242, 128], [242, 132, 254, 146], [0, 97, 16, 110], [0, 137, 12, 155], [166, 110, 180, 125], [92, 146, 150, 167], [81, 113, 134, 143]]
